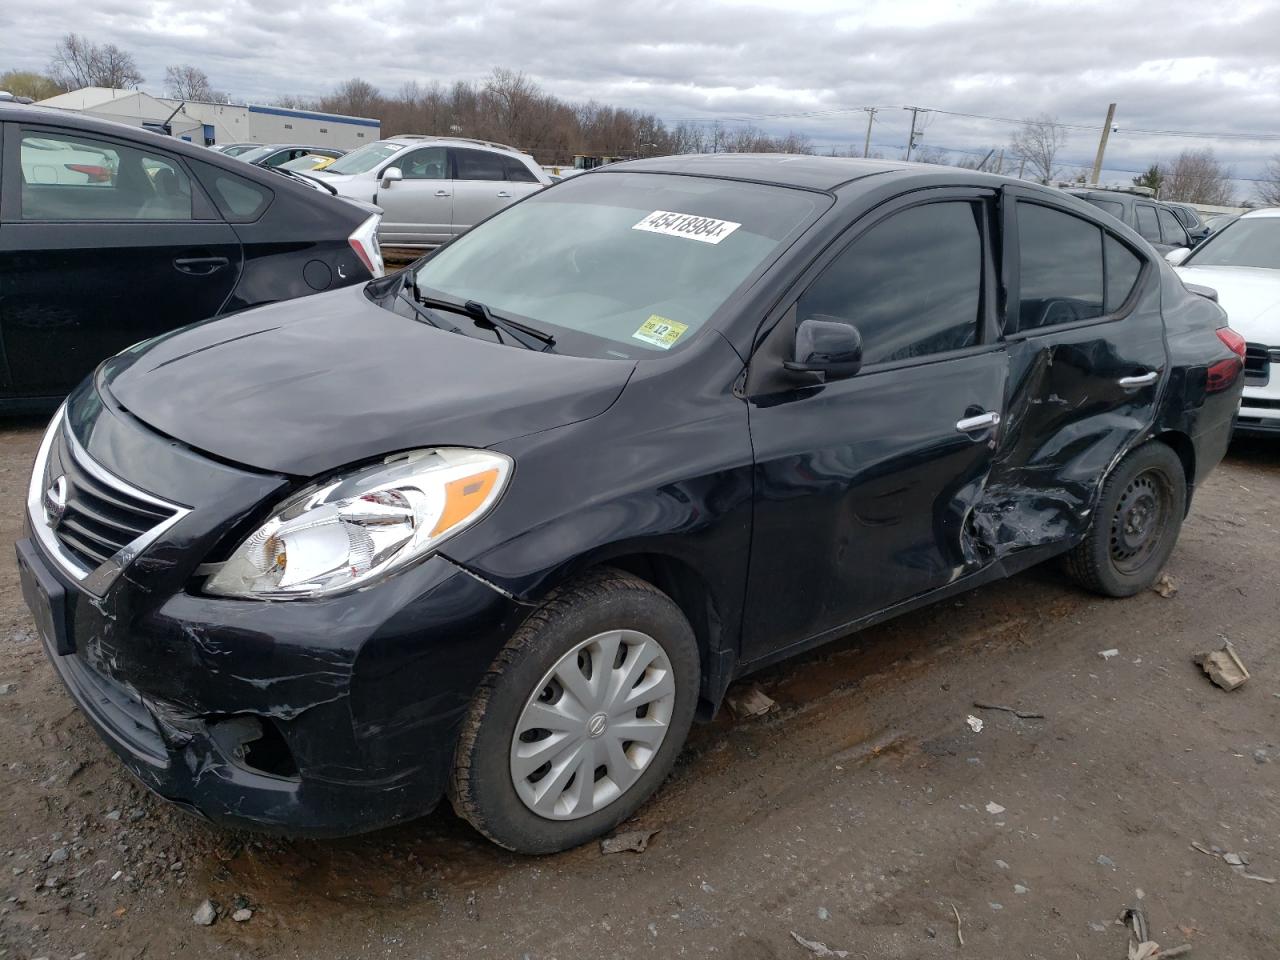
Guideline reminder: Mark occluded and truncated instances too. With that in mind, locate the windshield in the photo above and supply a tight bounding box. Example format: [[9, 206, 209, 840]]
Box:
[[235, 146, 278, 164], [322, 141, 404, 175], [409, 172, 824, 358], [1186, 218, 1280, 270]]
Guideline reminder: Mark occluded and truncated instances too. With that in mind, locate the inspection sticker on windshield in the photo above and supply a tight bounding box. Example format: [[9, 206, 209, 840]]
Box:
[[633, 315, 689, 349], [633, 210, 741, 244]]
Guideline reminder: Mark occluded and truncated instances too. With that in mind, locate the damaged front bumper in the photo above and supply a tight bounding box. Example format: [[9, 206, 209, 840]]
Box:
[[20, 388, 527, 837]]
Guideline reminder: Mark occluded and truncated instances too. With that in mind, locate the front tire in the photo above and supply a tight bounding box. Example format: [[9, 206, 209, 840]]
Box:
[[1064, 441, 1187, 597], [448, 568, 699, 853]]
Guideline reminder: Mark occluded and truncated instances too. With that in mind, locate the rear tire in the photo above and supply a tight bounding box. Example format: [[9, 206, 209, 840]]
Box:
[[1064, 442, 1186, 597], [448, 568, 699, 854]]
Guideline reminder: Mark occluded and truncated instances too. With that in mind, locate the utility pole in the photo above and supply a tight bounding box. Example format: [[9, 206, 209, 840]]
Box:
[[904, 105, 923, 161], [1090, 102, 1117, 185], [861, 107, 878, 158], [996, 149, 1004, 174], [976, 148, 995, 172]]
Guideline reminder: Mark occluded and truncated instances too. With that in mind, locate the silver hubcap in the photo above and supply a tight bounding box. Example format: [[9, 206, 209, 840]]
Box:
[[510, 629, 676, 820]]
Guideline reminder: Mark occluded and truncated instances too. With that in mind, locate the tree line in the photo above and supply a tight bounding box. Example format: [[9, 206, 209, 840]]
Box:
[[2, 34, 1278, 199]]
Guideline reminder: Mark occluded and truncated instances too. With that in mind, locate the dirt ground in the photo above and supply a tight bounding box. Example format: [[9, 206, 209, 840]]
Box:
[[0, 417, 1276, 960]]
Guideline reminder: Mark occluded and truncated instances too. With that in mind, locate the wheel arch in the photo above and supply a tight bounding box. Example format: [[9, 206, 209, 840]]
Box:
[[1151, 429, 1196, 514]]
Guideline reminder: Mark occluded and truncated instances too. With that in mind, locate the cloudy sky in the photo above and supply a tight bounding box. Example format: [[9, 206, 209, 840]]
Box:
[[3, 0, 1279, 194]]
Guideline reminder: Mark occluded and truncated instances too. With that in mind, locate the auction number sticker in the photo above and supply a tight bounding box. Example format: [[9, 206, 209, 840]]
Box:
[[633, 315, 689, 349], [633, 210, 742, 244]]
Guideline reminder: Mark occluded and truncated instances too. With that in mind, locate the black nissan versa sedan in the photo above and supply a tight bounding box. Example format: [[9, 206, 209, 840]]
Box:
[[18, 154, 1244, 853], [0, 104, 383, 410]]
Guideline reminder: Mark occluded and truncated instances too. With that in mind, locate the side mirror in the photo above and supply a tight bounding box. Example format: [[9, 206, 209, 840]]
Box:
[[380, 166, 403, 188], [1164, 247, 1191, 267], [784, 315, 863, 380]]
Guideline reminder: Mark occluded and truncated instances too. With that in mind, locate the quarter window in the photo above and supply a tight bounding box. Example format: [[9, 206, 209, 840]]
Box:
[[20, 131, 193, 221], [1135, 204, 1161, 243], [503, 156, 539, 183], [1016, 202, 1104, 330], [1104, 235, 1143, 313], [796, 201, 983, 366]]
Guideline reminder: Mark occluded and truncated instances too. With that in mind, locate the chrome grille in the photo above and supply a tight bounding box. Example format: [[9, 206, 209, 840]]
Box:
[[28, 409, 189, 595]]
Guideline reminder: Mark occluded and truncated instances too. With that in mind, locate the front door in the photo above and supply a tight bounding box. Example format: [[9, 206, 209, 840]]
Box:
[[0, 124, 241, 400], [742, 192, 1007, 664], [374, 145, 452, 246]]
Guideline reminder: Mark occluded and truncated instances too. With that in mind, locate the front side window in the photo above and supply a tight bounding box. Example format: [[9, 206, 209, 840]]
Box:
[[454, 148, 507, 182], [1016, 202, 1104, 330], [400, 147, 448, 180], [20, 131, 192, 221], [1135, 204, 1161, 243], [410, 171, 826, 358], [797, 201, 983, 365], [1157, 207, 1186, 246], [322, 141, 404, 175]]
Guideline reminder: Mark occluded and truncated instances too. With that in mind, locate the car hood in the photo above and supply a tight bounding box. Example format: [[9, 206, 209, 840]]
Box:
[[101, 284, 635, 477], [1174, 264, 1280, 343]]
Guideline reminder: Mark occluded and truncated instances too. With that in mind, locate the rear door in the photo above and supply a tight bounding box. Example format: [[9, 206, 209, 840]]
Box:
[[742, 190, 1007, 662], [987, 189, 1166, 554], [373, 145, 451, 246], [0, 123, 241, 400], [1134, 201, 1172, 252], [450, 148, 537, 235]]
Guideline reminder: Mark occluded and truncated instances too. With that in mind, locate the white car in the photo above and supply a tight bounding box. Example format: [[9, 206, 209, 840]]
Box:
[[21, 136, 119, 185], [1170, 208, 1280, 436], [312, 136, 551, 249]]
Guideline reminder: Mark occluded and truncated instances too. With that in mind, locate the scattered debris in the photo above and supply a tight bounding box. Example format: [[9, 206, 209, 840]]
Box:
[[1014, 883, 1029, 894], [973, 701, 1045, 720], [726, 685, 777, 720], [46, 847, 68, 865], [1223, 852, 1247, 867], [0, 681, 17, 695], [951, 903, 964, 947], [232, 908, 253, 922], [816, 906, 830, 921], [1190, 841, 1217, 858], [1097, 854, 1116, 868], [104, 809, 121, 821], [1153, 573, 1178, 598], [600, 828, 659, 855], [192, 899, 217, 926], [1243, 874, 1277, 885], [1099, 649, 1120, 660], [1254, 749, 1270, 765], [995, 859, 1010, 870], [985, 801, 1005, 815], [1158, 946, 1193, 958], [790, 930, 849, 957], [1193, 642, 1249, 691], [965, 715, 984, 733]]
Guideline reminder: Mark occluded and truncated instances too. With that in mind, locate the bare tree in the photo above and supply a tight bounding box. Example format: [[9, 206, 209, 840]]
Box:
[[1008, 114, 1068, 184], [164, 65, 225, 102], [1160, 148, 1234, 205], [320, 78, 381, 119], [0, 69, 66, 100], [49, 33, 142, 89], [1259, 156, 1280, 206]]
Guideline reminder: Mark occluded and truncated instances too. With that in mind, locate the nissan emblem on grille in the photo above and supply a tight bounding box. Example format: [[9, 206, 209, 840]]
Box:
[[44, 475, 68, 528]]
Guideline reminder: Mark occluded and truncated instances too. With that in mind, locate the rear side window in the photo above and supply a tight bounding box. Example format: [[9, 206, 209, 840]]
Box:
[[797, 200, 983, 365], [1104, 235, 1143, 312], [503, 156, 539, 183], [1016, 202, 1104, 330], [1082, 196, 1124, 219], [20, 131, 193, 221], [454, 148, 507, 182], [1135, 205, 1161, 243], [1157, 207, 1186, 245], [192, 160, 272, 221]]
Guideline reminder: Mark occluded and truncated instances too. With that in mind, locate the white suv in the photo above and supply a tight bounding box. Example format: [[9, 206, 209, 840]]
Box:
[[314, 136, 551, 249]]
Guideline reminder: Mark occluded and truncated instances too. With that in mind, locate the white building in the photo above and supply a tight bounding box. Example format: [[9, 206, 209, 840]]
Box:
[[36, 87, 380, 150]]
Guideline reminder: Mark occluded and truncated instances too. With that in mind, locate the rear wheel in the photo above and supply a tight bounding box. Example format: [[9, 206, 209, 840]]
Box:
[[448, 569, 699, 853], [1064, 442, 1186, 597]]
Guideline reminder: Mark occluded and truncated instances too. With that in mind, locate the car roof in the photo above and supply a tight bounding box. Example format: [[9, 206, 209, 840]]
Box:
[[381, 134, 532, 158]]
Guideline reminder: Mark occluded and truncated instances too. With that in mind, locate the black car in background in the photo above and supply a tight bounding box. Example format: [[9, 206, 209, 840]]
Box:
[[19, 156, 1244, 853], [1164, 201, 1213, 245], [1067, 188, 1193, 254], [0, 105, 383, 410]]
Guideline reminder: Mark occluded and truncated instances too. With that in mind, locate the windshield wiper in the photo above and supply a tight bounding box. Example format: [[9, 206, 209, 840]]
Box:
[[398, 280, 463, 334], [410, 285, 555, 351]]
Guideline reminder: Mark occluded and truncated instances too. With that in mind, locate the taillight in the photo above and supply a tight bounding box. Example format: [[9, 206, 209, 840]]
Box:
[[65, 164, 111, 183], [1216, 326, 1246, 358], [347, 213, 385, 279]]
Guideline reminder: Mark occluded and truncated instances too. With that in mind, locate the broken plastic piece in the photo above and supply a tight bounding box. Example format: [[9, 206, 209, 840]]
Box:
[[725, 684, 776, 719], [600, 828, 659, 855], [1153, 573, 1177, 598], [1193, 642, 1249, 691], [790, 931, 850, 958]]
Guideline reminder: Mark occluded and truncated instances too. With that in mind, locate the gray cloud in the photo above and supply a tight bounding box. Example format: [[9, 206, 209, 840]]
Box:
[[2, 0, 1277, 190]]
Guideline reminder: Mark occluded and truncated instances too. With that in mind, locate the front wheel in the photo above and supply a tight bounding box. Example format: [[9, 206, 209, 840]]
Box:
[[1064, 441, 1187, 597], [448, 569, 699, 853]]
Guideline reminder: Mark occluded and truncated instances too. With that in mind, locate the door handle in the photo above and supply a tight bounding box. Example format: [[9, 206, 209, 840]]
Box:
[[955, 411, 1000, 433], [497, 190, 512, 198], [434, 189, 451, 197], [1118, 371, 1158, 388], [173, 256, 229, 276]]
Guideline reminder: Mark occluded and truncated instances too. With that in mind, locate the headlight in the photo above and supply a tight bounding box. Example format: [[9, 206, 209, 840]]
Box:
[[205, 448, 511, 599]]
